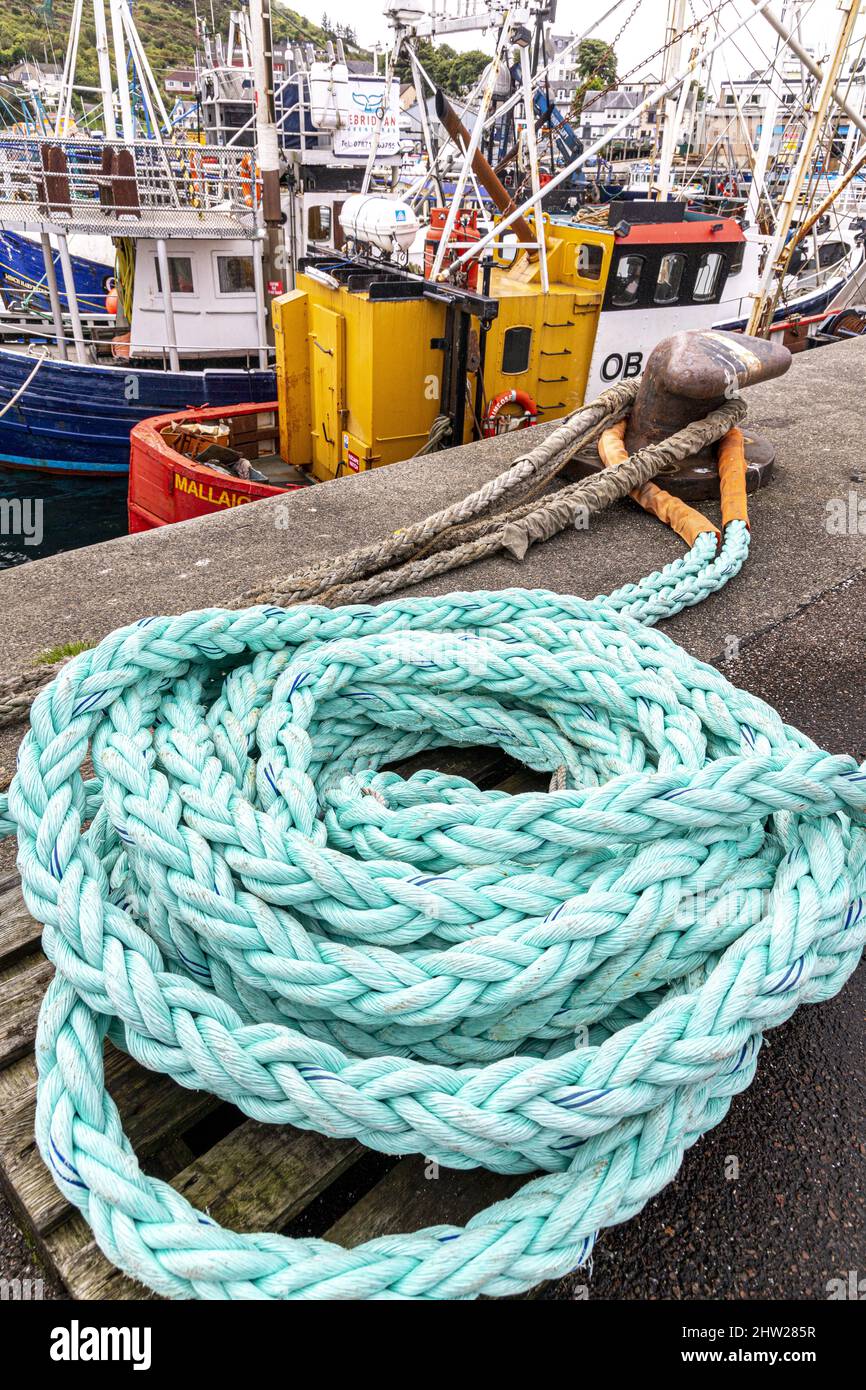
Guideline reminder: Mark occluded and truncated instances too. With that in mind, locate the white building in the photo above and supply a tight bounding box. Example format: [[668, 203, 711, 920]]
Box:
[[698, 52, 866, 162]]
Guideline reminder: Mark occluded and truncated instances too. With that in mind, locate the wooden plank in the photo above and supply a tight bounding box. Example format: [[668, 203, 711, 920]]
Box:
[[44, 1216, 151, 1302], [325, 1154, 524, 1248], [0, 1045, 219, 1237], [396, 744, 517, 787], [172, 1119, 363, 1234], [0, 954, 53, 1068], [496, 768, 548, 794], [323, 1157, 557, 1299], [0, 879, 41, 969]]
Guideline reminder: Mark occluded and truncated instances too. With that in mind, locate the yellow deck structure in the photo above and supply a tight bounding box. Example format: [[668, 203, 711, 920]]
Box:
[[274, 217, 614, 481]]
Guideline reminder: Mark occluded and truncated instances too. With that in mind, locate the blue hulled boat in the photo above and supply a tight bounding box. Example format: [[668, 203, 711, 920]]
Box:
[[0, 349, 275, 474], [0, 228, 114, 317]]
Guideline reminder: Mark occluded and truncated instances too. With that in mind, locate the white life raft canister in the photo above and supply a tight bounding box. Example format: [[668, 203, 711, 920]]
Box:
[[308, 61, 349, 130], [339, 194, 420, 256]]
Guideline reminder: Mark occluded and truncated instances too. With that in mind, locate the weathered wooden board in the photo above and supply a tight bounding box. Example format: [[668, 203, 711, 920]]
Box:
[[0, 954, 53, 1067], [0, 876, 41, 968]]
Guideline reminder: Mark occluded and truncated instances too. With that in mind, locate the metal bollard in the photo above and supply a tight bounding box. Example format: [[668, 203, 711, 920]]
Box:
[[623, 329, 791, 500]]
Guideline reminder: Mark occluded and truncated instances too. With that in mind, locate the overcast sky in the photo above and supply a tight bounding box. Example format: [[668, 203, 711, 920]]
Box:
[[282, 0, 866, 83]]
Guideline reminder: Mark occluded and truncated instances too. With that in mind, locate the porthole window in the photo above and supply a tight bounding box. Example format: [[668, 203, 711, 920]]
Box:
[[611, 253, 645, 306], [576, 242, 604, 280], [501, 325, 532, 374], [693, 250, 725, 301], [654, 251, 686, 305]]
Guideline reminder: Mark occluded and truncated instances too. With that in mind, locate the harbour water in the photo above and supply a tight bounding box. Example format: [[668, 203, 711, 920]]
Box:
[[0, 469, 127, 570]]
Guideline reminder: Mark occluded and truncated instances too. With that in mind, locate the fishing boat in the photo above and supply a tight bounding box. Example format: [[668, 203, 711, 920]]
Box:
[[126, 0, 866, 527], [0, 228, 114, 319], [126, 194, 755, 529], [0, 3, 406, 477]]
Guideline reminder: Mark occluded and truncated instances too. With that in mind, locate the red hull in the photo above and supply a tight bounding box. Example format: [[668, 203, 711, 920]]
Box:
[[128, 400, 292, 532]]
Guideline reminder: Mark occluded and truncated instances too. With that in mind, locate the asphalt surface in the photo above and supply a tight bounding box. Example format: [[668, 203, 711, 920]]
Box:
[[1, 338, 865, 1300], [550, 575, 866, 1300]]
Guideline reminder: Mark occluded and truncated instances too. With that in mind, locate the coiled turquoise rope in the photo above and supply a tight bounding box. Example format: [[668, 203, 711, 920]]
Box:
[[2, 520, 865, 1299]]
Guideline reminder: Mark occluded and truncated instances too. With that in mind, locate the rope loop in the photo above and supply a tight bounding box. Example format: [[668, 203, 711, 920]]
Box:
[[4, 588, 866, 1299]]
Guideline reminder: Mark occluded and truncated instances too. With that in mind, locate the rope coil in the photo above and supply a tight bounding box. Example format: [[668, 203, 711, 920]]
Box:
[[3, 576, 865, 1298], [2, 394, 864, 1299]]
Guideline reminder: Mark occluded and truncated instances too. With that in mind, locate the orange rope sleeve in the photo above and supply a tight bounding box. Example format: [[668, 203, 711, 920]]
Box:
[[716, 426, 750, 530], [597, 422, 720, 548]]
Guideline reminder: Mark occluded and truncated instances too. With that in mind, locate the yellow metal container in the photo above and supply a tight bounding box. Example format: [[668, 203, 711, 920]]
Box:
[[273, 218, 613, 482]]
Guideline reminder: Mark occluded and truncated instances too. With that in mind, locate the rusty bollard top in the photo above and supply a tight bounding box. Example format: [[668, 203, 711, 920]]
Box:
[[625, 330, 792, 457]]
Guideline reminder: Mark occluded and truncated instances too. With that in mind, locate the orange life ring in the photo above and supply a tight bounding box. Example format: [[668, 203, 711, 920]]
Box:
[[240, 153, 263, 209], [482, 389, 538, 438]]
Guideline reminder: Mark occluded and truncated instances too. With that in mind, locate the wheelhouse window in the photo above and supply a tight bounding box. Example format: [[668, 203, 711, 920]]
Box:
[[501, 326, 532, 374], [154, 256, 194, 295], [654, 252, 686, 304], [216, 255, 255, 294], [817, 240, 846, 270], [693, 251, 725, 302], [307, 204, 333, 243], [611, 254, 645, 307], [576, 242, 604, 280]]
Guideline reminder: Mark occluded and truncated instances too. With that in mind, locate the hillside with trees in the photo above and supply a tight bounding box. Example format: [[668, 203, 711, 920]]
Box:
[[0, 2, 365, 88]]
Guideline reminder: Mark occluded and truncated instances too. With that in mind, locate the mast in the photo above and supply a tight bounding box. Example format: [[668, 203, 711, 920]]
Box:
[[248, 0, 288, 318], [92, 0, 117, 138], [745, 0, 792, 230], [429, 9, 516, 281], [109, 0, 134, 140], [749, 0, 866, 141], [746, 0, 863, 335], [54, 0, 83, 136], [442, 0, 778, 278], [407, 46, 445, 205], [517, 31, 547, 291], [657, 0, 688, 199]]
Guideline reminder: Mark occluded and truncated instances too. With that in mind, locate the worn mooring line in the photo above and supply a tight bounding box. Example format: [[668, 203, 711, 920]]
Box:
[[1, 385, 864, 1299]]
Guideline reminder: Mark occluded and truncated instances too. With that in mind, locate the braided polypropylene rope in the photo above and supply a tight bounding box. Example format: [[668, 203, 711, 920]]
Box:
[[2, 529, 865, 1299]]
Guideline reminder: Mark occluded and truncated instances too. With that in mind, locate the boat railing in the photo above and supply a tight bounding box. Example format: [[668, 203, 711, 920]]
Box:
[[0, 318, 275, 372], [0, 134, 260, 238]]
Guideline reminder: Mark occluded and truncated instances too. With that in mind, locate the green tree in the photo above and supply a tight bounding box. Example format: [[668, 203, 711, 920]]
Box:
[[397, 40, 492, 97], [448, 49, 490, 94], [569, 38, 617, 121]]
